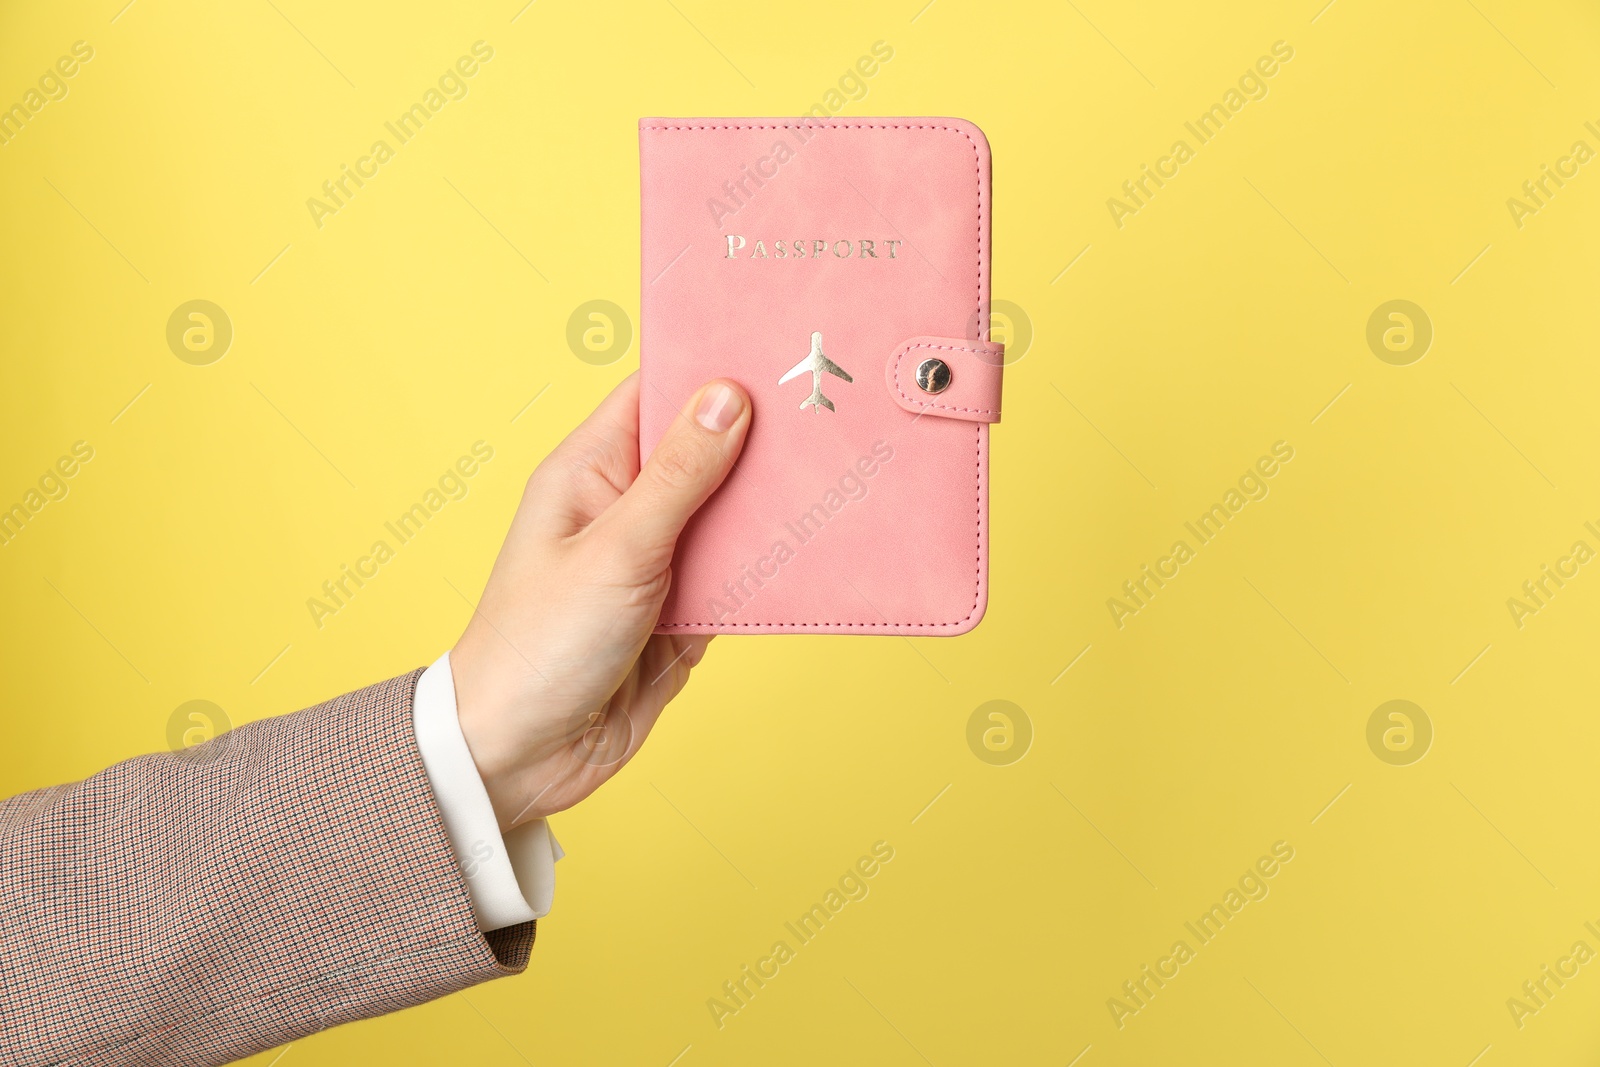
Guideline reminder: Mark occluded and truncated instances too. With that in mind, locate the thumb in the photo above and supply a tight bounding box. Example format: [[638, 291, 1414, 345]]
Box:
[[600, 379, 751, 563]]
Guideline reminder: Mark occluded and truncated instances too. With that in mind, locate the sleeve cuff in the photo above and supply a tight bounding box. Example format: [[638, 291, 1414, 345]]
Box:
[[412, 652, 562, 930]]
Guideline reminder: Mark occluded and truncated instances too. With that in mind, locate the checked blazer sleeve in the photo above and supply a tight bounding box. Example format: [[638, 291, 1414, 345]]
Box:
[[0, 669, 536, 1067]]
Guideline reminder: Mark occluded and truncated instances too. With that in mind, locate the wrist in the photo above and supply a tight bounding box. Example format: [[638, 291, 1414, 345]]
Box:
[[448, 640, 520, 831]]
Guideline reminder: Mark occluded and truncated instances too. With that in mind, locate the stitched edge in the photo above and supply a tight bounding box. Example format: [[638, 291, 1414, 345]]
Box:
[[645, 120, 988, 631], [891, 341, 1003, 417]]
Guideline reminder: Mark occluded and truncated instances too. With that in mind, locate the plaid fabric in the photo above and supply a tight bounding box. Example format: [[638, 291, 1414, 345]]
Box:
[[0, 670, 536, 1066]]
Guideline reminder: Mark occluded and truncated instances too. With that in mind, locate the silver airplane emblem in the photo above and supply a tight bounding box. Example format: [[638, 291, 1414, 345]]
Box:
[[778, 331, 853, 412]]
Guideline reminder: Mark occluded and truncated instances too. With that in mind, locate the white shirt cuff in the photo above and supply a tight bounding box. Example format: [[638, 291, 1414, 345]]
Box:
[[412, 652, 562, 930]]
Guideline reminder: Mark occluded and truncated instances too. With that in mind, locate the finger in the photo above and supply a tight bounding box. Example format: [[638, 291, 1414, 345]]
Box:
[[558, 371, 642, 464], [686, 634, 714, 669], [532, 372, 643, 486], [641, 635, 712, 718], [597, 379, 750, 563], [657, 634, 713, 684], [614, 634, 712, 750], [519, 373, 644, 537]]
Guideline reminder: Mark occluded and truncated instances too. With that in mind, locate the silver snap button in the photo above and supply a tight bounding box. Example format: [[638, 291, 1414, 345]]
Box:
[[915, 358, 952, 394]]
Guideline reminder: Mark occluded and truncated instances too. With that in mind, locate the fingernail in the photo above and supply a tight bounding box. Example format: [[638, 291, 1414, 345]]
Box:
[[695, 382, 743, 432]]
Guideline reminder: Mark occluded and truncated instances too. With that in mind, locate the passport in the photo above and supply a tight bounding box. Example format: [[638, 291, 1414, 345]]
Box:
[[639, 117, 1003, 635]]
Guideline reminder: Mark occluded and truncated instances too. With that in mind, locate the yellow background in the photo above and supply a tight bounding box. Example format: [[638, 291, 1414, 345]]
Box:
[[3, 0, 1599, 1063]]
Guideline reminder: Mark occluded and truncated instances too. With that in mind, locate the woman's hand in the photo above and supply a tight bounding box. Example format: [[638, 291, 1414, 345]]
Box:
[[449, 373, 751, 830]]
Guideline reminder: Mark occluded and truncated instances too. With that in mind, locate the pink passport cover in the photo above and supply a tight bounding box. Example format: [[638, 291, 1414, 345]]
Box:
[[639, 118, 1000, 635]]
